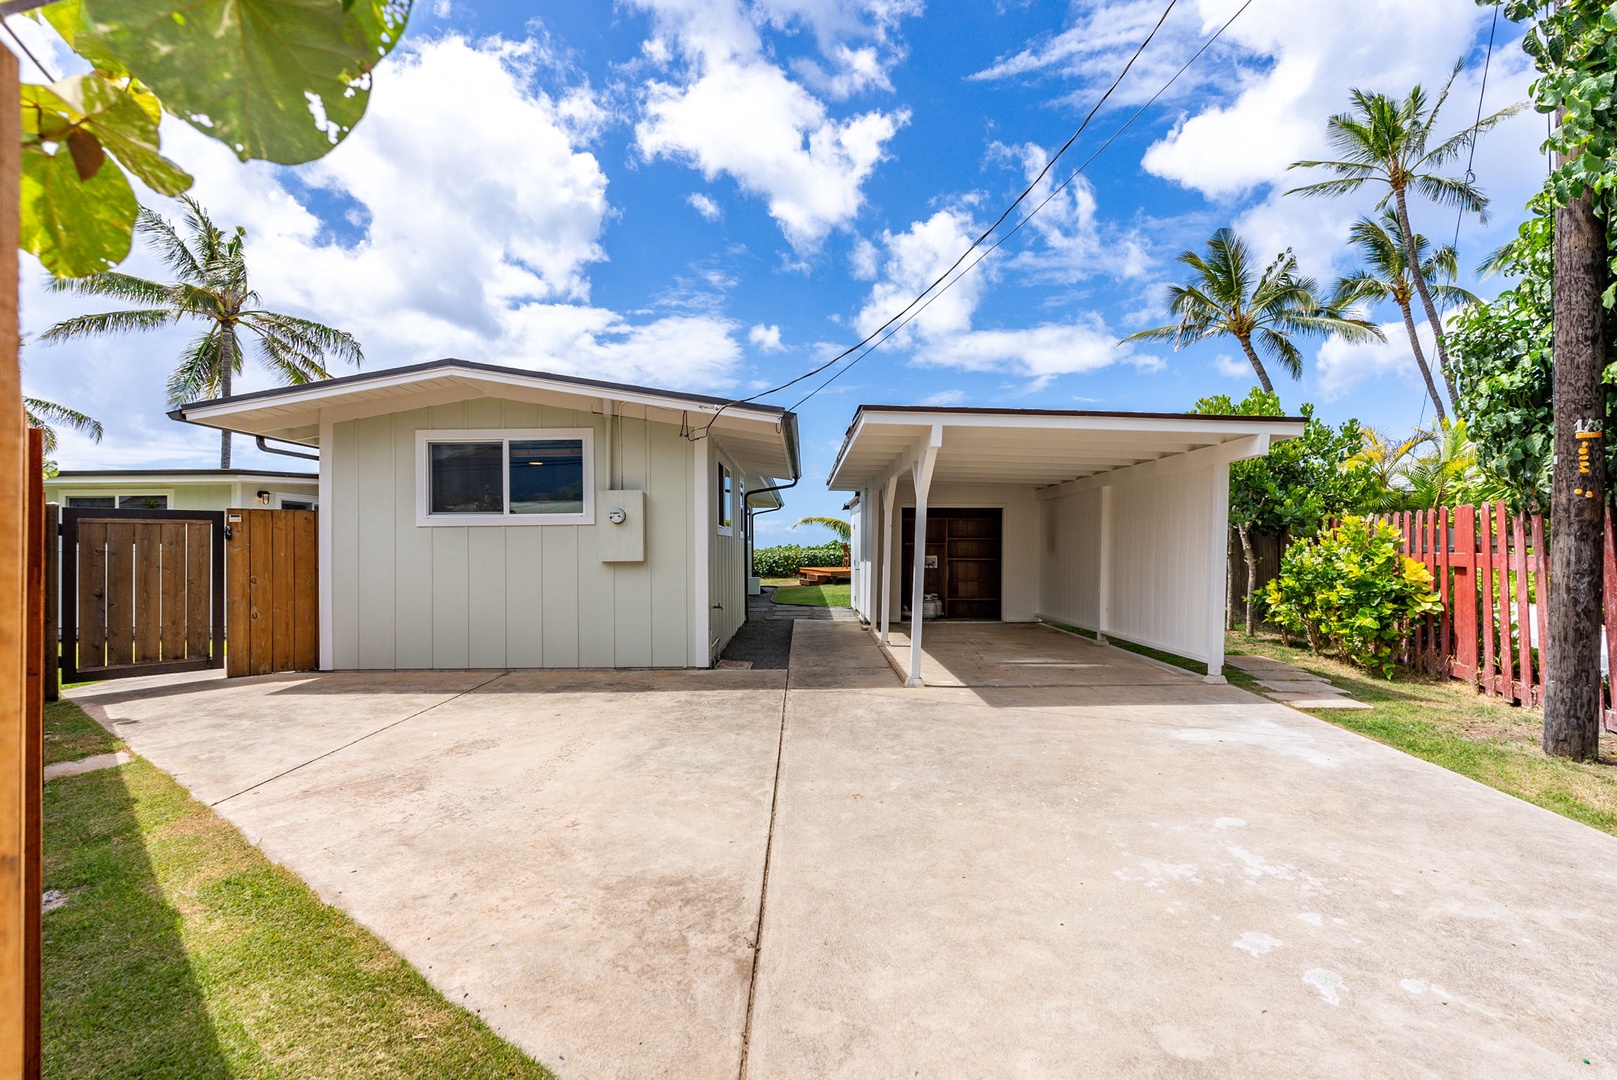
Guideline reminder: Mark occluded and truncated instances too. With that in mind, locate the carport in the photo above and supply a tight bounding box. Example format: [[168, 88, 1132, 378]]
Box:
[[827, 406, 1305, 686]]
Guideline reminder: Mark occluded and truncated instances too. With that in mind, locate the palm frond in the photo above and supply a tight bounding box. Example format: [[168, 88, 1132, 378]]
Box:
[[243, 311, 363, 368], [24, 397, 103, 453], [38, 308, 175, 343], [793, 516, 851, 541], [45, 270, 172, 306], [166, 327, 224, 405], [136, 207, 203, 283], [1253, 328, 1305, 379]]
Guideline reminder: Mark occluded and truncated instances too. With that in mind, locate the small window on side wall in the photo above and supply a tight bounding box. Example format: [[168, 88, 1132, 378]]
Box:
[[417, 429, 593, 526], [717, 462, 733, 535]]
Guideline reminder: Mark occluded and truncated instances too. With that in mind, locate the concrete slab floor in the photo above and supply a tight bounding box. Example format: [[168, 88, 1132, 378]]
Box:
[[72, 624, 1617, 1079]]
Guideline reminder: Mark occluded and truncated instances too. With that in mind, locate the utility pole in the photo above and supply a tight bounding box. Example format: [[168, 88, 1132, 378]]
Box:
[[1544, 141, 1608, 760]]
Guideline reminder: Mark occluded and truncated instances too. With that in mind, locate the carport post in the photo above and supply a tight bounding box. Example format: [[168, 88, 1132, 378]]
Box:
[[879, 475, 897, 644], [906, 431, 941, 687]]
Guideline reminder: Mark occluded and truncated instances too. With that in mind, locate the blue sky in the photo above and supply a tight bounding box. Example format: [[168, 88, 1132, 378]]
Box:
[[15, 0, 1545, 545]]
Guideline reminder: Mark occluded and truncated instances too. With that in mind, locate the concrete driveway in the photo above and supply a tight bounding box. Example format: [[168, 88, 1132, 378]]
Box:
[[70, 622, 1617, 1079]]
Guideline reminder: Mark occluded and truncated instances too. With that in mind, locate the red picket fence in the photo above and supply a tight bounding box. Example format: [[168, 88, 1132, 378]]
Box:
[[1365, 505, 1617, 732]]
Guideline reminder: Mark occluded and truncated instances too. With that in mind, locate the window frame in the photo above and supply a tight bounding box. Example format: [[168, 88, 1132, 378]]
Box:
[[716, 460, 734, 536], [415, 427, 595, 527], [60, 489, 175, 510]]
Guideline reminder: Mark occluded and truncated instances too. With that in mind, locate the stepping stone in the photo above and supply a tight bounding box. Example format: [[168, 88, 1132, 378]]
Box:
[[1226, 656, 1303, 674], [43, 751, 130, 781], [1256, 678, 1341, 693], [1264, 692, 1371, 710]]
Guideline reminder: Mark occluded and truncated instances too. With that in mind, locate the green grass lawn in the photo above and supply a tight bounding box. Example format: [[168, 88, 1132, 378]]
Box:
[[44, 698, 121, 766], [770, 583, 851, 608], [42, 700, 552, 1079], [1227, 629, 1617, 837]]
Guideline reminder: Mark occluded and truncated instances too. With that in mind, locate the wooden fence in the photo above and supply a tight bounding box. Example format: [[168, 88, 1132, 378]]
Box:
[[1366, 505, 1617, 732]]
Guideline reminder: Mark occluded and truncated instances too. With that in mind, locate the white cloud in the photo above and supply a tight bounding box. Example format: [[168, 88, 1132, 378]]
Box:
[[1142, 0, 1495, 200], [993, 141, 1148, 283], [629, 0, 909, 248], [1214, 353, 1250, 378], [852, 208, 1141, 386], [1314, 319, 1425, 401], [919, 388, 965, 406], [688, 192, 723, 219], [749, 323, 786, 351], [21, 33, 749, 469]]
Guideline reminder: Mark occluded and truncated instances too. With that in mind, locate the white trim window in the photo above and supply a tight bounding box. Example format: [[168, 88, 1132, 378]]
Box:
[[416, 428, 594, 526], [717, 461, 734, 535], [62, 491, 173, 509]]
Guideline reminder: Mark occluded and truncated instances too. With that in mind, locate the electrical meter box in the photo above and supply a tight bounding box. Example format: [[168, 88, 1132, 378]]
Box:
[[597, 489, 645, 562]]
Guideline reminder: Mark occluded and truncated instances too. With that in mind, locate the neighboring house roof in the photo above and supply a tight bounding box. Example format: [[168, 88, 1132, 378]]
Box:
[[828, 405, 1308, 491], [49, 469, 318, 483], [168, 359, 799, 483]]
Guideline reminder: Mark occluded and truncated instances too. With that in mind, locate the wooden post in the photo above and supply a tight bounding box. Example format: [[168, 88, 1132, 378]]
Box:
[[1545, 173, 1608, 759], [0, 44, 36, 1079], [42, 506, 56, 702], [22, 430, 41, 1079]]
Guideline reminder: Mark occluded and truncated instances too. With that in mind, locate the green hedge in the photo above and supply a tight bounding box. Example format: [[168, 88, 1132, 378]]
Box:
[[754, 542, 846, 577]]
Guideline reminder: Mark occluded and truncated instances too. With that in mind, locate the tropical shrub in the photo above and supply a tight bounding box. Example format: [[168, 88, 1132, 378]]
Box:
[[1264, 517, 1442, 678], [753, 542, 846, 578]]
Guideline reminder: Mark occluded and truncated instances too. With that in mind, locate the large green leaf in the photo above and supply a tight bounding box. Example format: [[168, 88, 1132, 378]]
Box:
[[74, 0, 412, 165], [23, 75, 193, 196], [20, 145, 137, 278]]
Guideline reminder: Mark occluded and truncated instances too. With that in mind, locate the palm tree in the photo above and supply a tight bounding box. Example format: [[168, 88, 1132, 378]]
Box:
[[792, 516, 851, 542], [39, 197, 361, 468], [1334, 211, 1478, 420], [24, 397, 102, 455], [1122, 228, 1383, 394], [1287, 68, 1520, 403]]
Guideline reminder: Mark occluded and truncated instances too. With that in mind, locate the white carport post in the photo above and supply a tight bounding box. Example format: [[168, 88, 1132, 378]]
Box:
[[879, 474, 898, 644], [906, 426, 942, 687], [1202, 434, 1266, 684]]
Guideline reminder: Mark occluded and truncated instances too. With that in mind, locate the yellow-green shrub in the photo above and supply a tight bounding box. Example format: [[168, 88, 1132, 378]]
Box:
[[1264, 517, 1441, 679]]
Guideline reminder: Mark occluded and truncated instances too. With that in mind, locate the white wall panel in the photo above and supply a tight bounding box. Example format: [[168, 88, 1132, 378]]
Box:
[[328, 397, 697, 669]]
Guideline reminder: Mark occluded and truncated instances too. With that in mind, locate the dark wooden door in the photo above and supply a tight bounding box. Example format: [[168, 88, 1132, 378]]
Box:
[[59, 508, 225, 682], [901, 507, 1002, 619], [226, 508, 318, 676]]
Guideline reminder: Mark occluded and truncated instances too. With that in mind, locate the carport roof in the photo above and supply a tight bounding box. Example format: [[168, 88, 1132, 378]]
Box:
[[827, 405, 1306, 490], [168, 359, 800, 482]]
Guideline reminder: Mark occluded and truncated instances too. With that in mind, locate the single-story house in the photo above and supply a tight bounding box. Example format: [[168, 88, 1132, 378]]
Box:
[[168, 360, 800, 670], [827, 405, 1307, 685], [45, 468, 320, 511]]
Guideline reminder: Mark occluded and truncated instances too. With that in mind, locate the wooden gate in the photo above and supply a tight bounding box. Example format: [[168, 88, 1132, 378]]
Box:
[[225, 508, 317, 676], [59, 508, 225, 682]]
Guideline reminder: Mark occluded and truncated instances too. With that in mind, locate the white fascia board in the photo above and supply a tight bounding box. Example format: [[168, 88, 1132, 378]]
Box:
[[855, 409, 1304, 438], [179, 365, 786, 431], [1034, 434, 1268, 499], [47, 473, 317, 487]]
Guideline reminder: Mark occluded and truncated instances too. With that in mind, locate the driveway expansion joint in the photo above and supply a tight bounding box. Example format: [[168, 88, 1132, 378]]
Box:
[[208, 671, 511, 807]]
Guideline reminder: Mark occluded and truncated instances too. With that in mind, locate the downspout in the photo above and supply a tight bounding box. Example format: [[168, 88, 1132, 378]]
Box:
[[255, 436, 318, 462], [739, 412, 802, 614]]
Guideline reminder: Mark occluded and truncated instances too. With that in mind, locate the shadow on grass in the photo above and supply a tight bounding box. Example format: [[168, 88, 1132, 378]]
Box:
[[43, 766, 230, 1079]]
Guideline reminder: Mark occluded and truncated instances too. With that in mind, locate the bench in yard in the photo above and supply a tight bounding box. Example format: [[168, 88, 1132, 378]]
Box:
[[798, 566, 851, 586]]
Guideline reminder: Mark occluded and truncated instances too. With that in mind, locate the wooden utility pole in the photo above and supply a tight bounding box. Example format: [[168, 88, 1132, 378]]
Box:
[[0, 44, 37, 1077], [1544, 160, 1608, 760]]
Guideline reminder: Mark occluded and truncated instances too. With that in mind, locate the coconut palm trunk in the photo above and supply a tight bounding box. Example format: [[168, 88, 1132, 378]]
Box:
[[1236, 336, 1275, 394], [1394, 295, 1447, 423], [218, 329, 234, 468], [1394, 188, 1460, 411]]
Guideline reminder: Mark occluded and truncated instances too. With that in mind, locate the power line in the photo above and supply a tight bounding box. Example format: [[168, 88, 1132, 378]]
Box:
[[3, 15, 57, 81], [1454, 4, 1500, 252], [689, 0, 1186, 440], [787, 0, 1256, 412]]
